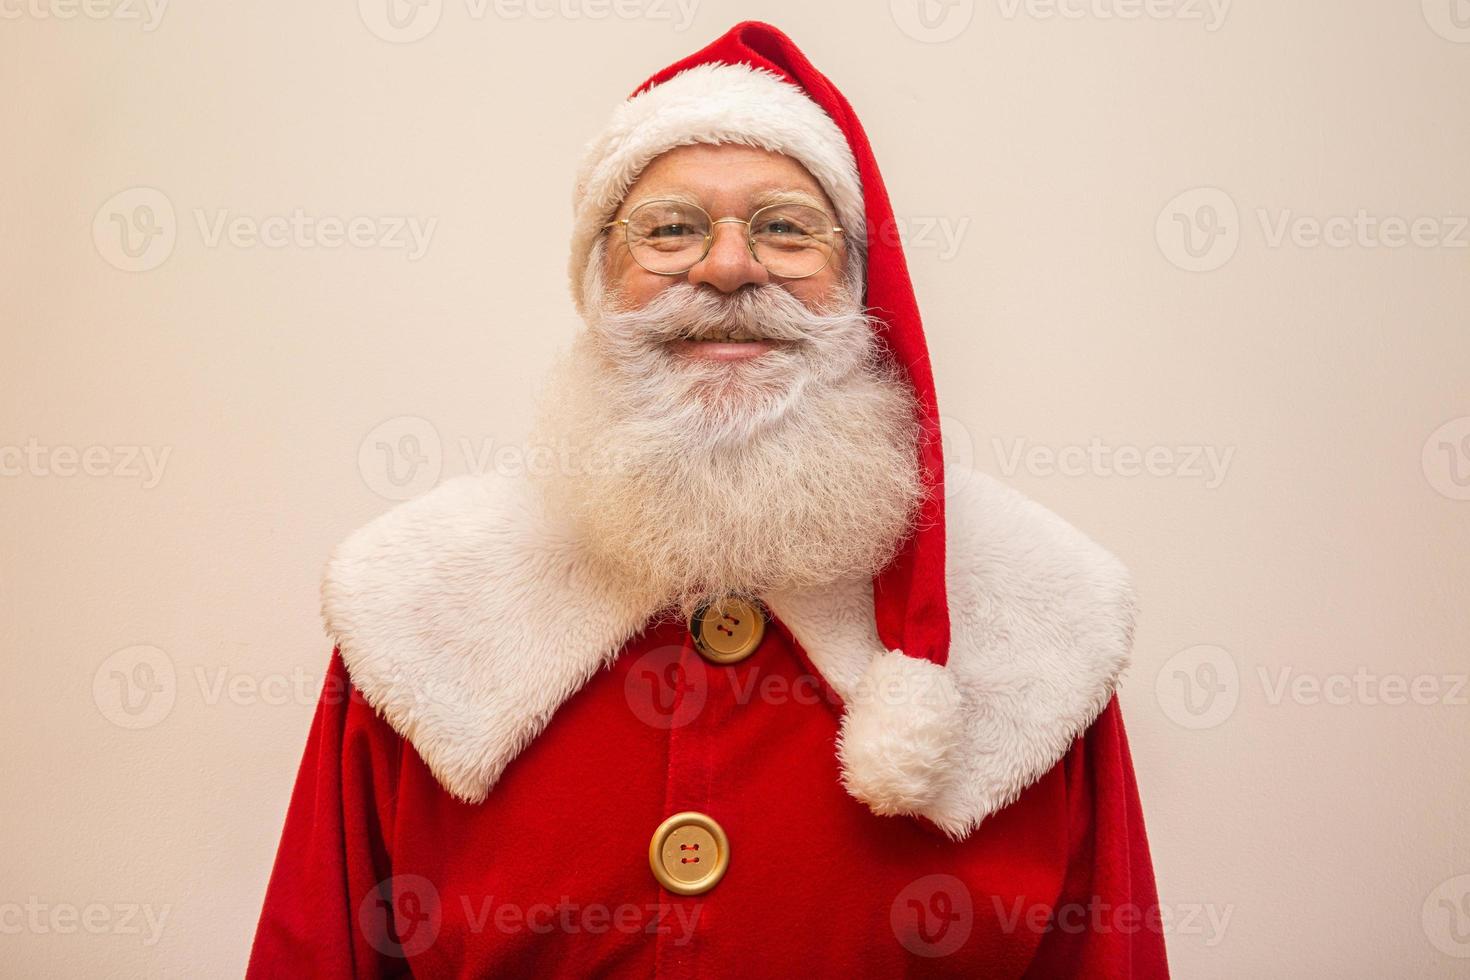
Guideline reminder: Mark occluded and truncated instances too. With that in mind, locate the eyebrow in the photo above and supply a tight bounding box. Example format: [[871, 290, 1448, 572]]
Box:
[[749, 188, 828, 210], [624, 186, 830, 215]]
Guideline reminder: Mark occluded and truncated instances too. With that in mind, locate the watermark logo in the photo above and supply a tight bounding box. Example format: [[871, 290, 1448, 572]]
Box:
[[1424, 874, 1470, 958], [1423, 416, 1470, 501], [994, 896, 1231, 946], [0, 439, 171, 487], [995, 0, 1230, 31], [0, 899, 171, 945], [359, 0, 698, 41], [874, 215, 973, 261], [93, 187, 176, 272], [1422, 0, 1470, 42], [1156, 644, 1239, 729], [624, 645, 707, 730], [92, 654, 391, 724], [93, 645, 177, 729], [1257, 209, 1469, 251], [93, 188, 437, 270], [891, 0, 976, 43], [1258, 666, 1466, 708], [356, 420, 646, 501], [487, 0, 699, 29], [992, 436, 1235, 488], [359, 415, 443, 501], [194, 664, 336, 709], [1156, 187, 1240, 272], [1160, 188, 1470, 271], [359, 0, 443, 42], [1158, 644, 1467, 728], [891, 874, 974, 957], [462, 896, 702, 942], [458, 434, 634, 482], [359, 875, 442, 958], [193, 209, 436, 259], [941, 413, 976, 500], [0, 0, 168, 30], [623, 654, 893, 731]]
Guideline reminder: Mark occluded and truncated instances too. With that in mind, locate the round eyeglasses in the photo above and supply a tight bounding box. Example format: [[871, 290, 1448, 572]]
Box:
[[603, 198, 845, 279]]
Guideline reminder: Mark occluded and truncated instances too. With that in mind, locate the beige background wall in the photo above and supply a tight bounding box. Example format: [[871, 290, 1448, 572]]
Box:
[[3, 1, 1467, 976]]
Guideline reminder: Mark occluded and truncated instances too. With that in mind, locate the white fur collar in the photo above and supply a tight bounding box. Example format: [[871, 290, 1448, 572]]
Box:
[[321, 467, 1135, 841]]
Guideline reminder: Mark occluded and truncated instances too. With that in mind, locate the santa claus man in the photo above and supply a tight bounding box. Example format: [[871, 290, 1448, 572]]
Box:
[[247, 21, 1169, 979]]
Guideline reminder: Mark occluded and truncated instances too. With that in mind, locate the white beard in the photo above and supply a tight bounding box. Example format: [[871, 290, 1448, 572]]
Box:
[[529, 241, 925, 622]]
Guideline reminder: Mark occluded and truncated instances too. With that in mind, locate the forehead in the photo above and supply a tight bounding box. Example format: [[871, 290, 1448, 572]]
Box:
[[620, 142, 833, 213]]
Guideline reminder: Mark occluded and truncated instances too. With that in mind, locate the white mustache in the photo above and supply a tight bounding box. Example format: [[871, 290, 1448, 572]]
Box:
[[601, 281, 861, 345]]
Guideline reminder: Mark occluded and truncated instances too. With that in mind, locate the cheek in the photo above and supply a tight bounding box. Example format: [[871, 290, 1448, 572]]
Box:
[[607, 250, 667, 308], [788, 269, 843, 308], [624, 277, 666, 309], [788, 242, 849, 307]]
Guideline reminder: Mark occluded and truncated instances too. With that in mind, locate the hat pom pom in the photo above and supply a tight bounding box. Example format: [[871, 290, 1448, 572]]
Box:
[[837, 649, 964, 819]]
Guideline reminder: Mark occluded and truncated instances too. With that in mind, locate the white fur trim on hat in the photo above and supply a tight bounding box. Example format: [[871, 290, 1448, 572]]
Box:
[[568, 61, 867, 316]]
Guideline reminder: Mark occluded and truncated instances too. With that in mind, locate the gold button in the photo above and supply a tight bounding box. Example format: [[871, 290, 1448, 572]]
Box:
[[688, 597, 765, 665], [648, 811, 730, 896]]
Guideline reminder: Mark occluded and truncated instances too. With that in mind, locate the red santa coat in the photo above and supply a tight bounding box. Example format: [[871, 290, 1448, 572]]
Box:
[[246, 468, 1169, 977]]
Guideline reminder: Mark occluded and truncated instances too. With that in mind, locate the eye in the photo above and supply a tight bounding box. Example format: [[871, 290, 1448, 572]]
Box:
[[751, 204, 832, 243], [648, 223, 700, 239], [754, 218, 805, 237]]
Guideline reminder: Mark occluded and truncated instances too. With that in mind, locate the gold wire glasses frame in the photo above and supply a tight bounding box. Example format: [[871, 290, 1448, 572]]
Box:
[[602, 198, 846, 279]]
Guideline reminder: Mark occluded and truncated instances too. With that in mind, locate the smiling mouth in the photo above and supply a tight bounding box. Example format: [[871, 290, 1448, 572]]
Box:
[[668, 336, 787, 361]]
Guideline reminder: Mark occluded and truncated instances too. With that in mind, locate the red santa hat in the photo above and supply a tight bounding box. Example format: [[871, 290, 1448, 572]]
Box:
[[567, 20, 952, 675]]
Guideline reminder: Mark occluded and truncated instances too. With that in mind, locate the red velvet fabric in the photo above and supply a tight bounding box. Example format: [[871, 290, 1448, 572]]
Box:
[[635, 21, 951, 668], [246, 619, 1169, 977]]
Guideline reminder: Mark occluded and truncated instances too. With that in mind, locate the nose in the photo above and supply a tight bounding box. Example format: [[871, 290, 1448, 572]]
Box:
[[685, 219, 770, 293]]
